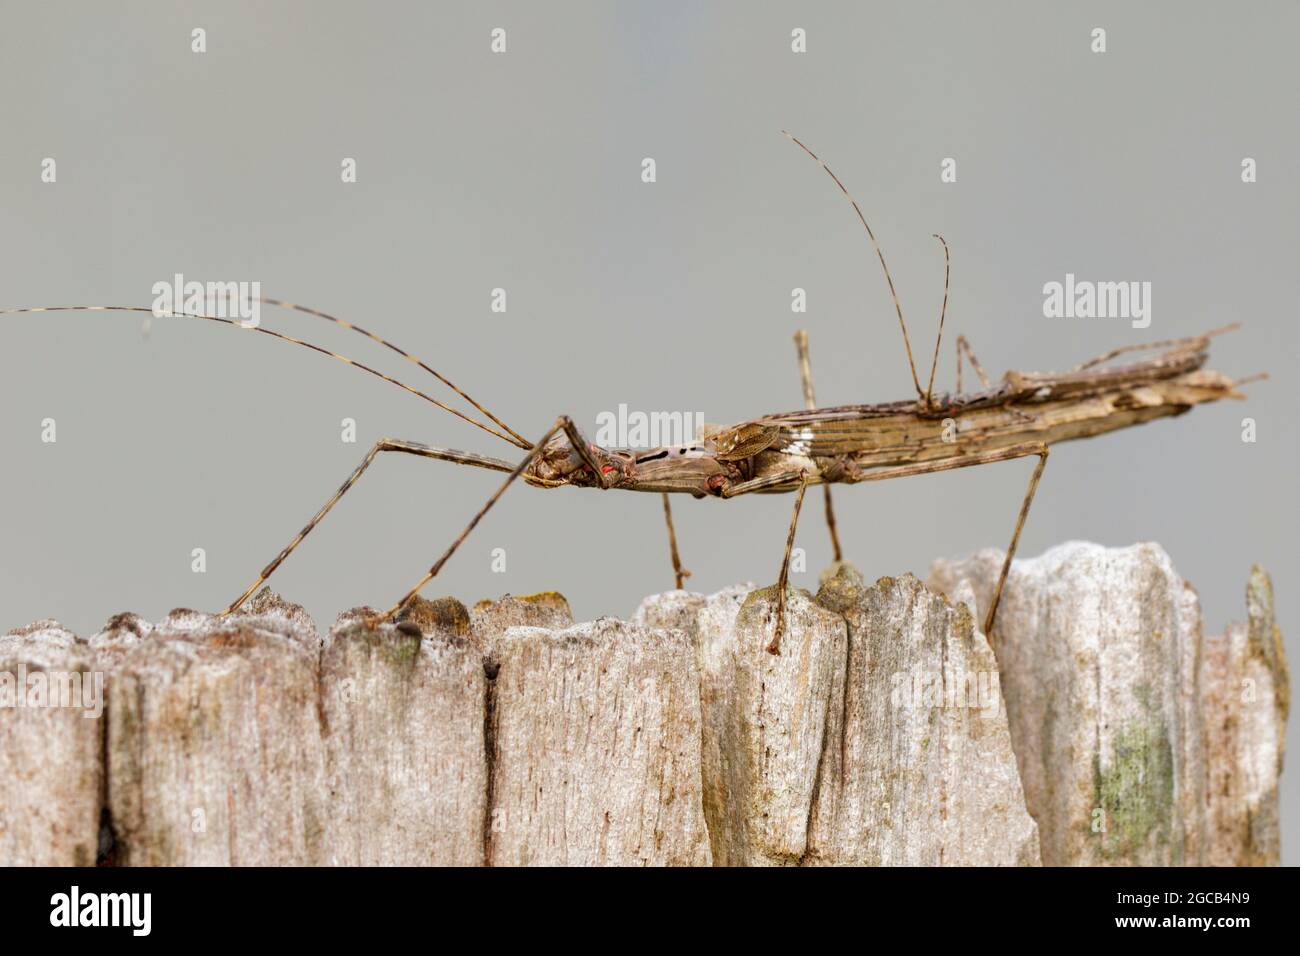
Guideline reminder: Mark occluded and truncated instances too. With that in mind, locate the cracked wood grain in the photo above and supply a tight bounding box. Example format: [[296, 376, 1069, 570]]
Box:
[[0, 544, 1285, 867]]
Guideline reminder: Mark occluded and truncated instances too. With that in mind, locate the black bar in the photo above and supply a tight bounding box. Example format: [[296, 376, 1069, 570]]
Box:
[[0, 865, 1287, 942]]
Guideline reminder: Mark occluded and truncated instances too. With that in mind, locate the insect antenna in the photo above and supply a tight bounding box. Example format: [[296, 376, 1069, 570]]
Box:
[[922, 233, 950, 407], [782, 131, 926, 403], [0, 305, 528, 447], [258, 297, 529, 448]]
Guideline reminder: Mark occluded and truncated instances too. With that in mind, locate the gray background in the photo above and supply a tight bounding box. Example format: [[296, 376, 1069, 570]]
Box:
[[2, 2, 1296, 860]]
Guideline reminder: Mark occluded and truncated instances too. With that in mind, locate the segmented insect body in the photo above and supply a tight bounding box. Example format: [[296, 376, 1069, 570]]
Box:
[[4, 136, 1262, 653]]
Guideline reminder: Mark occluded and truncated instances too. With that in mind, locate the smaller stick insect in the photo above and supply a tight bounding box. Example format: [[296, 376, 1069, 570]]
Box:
[[4, 134, 1262, 653]]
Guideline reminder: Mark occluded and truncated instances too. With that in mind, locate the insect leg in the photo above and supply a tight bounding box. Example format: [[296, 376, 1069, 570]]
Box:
[[955, 334, 991, 394], [718, 470, 811, 497], [770, 475, 810, 655], [1070, 323, 1238, 372], [842, 441, 1050, 637], [661, 494, 691, 589], [794, 330, 843, 562], [379, 416, 582, 620], [221, 440, 514, 614], [712, 468, 812, 653], [558, 417, 617, 489], [984, 445, 1050, 637]]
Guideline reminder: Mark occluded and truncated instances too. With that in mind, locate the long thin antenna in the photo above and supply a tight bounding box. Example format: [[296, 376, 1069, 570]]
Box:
[[259, 298, 529, 447], [923, 233, 950, 407], [782, 131, 925, 402], [0, 305, 526, 447]]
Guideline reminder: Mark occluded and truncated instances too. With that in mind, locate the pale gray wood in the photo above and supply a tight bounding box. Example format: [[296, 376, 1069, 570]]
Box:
[[469, 591, 573, 657], [0, 544, 1285, 867], [930, 541, 1250, 865], [321, 603, 487, 866], [105, 600, 329, 865], [486, 618, 711, 866], [1202, 566, 1288, 865], [808, 569, 1040, 865], [635, 572, 1039, 866], [0, 622, 102, 865]]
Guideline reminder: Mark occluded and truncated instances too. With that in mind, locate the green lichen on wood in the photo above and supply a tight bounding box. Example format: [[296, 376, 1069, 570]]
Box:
[[336, 620, 422, 667], [382, 631, 422, 666], [1040, 695, 1058, 789], [1093, 693, 1174, 859], [1246, 564, 1289, 721]]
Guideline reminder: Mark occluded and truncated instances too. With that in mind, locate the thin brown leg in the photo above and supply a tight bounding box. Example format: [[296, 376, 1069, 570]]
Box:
[[819, 483, 843, 562], [719, 470, 810, 498], [661, 493, 691, 589], [1071, 323, 1238, 372], [770, 475, 810, 655], [723, 444, 1051, 651], [984, 446, 1050, 637], [380, 416, 584, 620], [221, 440, 515, 615], [793, 330, 842, 561], [955, 334, 991, 395], [557, 417, 618, 489], [840, 440, 1050, 638]]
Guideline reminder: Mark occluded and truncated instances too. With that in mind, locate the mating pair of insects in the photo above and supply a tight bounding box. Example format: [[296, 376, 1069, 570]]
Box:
[[5, 133, 1257, 653]]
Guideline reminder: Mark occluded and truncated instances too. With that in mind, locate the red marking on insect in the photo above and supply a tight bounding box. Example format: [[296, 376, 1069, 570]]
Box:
[[601, 464, 617, 474]]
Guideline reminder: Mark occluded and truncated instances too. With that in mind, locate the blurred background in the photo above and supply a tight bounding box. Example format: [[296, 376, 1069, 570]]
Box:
[[1, 2, 1295, 858]]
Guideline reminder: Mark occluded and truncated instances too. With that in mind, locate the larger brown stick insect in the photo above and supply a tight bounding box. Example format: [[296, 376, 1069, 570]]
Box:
[[4, 134, 1261, 653]]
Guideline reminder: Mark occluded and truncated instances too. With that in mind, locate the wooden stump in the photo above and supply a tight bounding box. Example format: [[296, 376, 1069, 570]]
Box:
[[0, 544, 1286, 867], [105, 603, 328, 865], [931, 541, 1288, 866], [807, 568, 1040, 865], [1202, 566, 1289, 865], [320, 603, 487, 866], [485, 618, 711, 866], [0, 622, 103, 865]]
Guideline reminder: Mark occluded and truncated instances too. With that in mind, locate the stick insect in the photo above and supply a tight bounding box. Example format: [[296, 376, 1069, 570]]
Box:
[[4, 133, 1261, 654]]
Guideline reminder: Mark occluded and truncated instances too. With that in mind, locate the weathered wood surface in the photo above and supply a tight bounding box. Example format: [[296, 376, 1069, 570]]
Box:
[[465, 590, 711, 864], [105, 599, 328, 866], [1201, 567, 1289, 866], [808, 569, 1040, 865], [322, 603, 486, 866], [0, 542, 1286, 866], [640, 582, 852, 865], [931, 541, 1289, 866], [0, 623, 102, 866], [487, 618, 711, 865], [634, 572, 1039, 865]]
